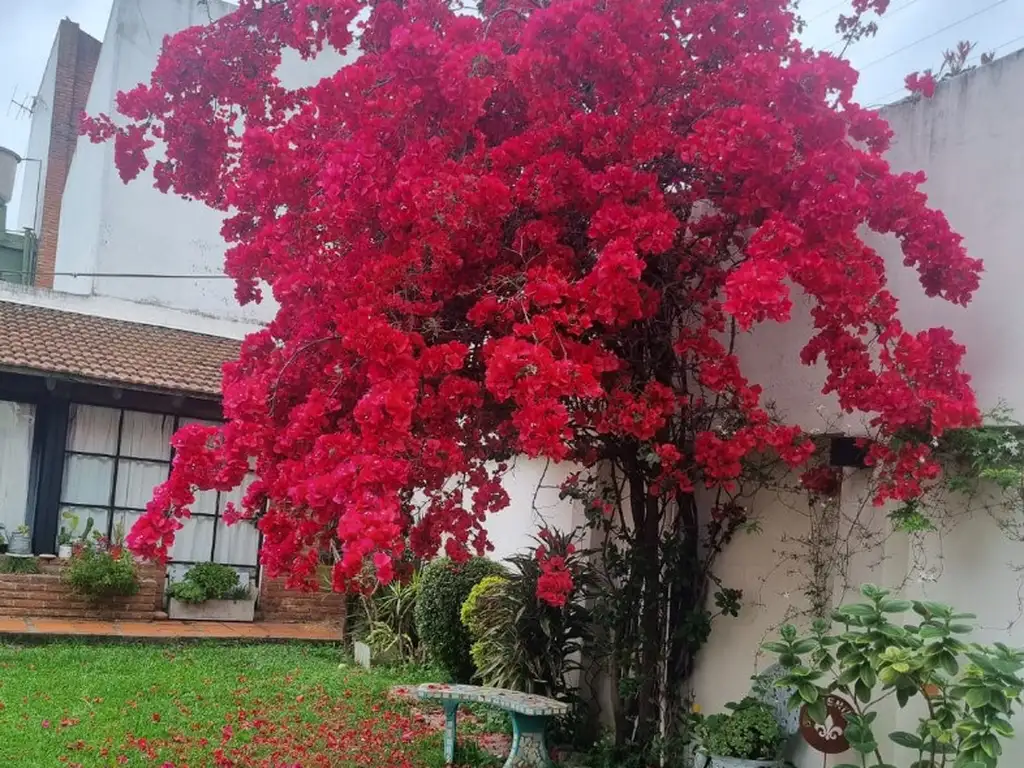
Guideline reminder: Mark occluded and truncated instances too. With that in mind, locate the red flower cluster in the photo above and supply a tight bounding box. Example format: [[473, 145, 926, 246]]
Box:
[[905, 71, 938, 98], [535, 530, 576, 609], [85, 0, 980, 594]]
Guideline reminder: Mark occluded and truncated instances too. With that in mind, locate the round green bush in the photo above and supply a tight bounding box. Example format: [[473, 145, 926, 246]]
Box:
[[415, 556, 507, 682], [64, 549, 139, 600]]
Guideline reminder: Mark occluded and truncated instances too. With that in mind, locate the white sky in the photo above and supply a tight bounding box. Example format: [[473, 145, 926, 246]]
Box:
[[2, 0, 1022, 226]]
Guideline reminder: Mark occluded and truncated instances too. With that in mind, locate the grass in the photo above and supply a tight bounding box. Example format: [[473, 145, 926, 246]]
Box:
[[0, 641, 502, 767]]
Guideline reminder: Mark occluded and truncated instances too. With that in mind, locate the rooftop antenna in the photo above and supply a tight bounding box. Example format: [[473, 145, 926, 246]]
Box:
[[8, 89, 37, 119]]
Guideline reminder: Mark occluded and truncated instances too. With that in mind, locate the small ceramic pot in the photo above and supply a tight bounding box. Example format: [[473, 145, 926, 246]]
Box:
[[58, 544, 73, 559]]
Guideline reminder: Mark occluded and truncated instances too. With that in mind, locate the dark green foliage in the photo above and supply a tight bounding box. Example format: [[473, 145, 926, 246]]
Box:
[[168, 562, 247, 603], [0, 556, 39, 575], [415, 556, 507, 683], [701, 700, 783, 760], [64, 549, 139, 599]]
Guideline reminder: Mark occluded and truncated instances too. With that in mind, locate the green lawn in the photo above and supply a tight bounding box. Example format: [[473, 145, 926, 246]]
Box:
[[0, 642, 501, 767]]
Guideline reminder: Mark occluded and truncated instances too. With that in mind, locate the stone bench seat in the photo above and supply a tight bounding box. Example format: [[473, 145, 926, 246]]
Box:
[[415, 683, 568, 767]]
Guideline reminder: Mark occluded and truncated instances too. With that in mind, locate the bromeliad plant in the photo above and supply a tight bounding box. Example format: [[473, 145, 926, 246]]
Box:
[[764, 584, 1024, 768]]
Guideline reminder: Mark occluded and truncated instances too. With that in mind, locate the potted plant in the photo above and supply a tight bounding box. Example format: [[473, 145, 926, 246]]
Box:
[[7, 524, 32, 556], [64, 540, 139, 600], [167, 562, 255, 622], [57, 511, 92, 559], [697, 699, 785, 768], [764, 584, 1024, 768]]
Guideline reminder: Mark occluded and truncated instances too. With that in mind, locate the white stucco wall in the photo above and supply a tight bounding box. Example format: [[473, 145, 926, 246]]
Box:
[[53, 0, 355, 323], [17, 37, 57, 234], [0, 281, 258, 339], [738, 49, 1024, 434], [697, 52, 1024, 767]]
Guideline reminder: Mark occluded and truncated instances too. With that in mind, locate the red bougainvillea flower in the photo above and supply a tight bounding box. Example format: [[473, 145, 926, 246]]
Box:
[[905, 70, 937, 98], [83, 0, 981, 594]]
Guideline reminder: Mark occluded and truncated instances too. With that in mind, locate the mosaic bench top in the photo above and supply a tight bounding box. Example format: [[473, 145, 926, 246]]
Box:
[[415, 683, 569, 717]]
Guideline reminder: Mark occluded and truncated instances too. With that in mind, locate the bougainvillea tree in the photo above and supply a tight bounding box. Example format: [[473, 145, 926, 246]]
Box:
[[84, 0, 982, 750]]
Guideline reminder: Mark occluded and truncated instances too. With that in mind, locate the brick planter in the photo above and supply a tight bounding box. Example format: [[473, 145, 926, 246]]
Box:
[[258, 574, 346, 626], [0, 557, 165, 621]]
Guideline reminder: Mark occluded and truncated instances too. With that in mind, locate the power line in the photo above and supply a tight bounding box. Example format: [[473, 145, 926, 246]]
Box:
[[0, 270, 232, 279], [820, 0, 926, 51], [864, 31, 1024, 108], [805, 0, 850, 24], [858, 0, 1009, 70]]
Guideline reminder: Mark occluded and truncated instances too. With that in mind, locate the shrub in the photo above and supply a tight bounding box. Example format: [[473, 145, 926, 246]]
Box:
[[765, 584, 1024, 768], [65, 548, 139, 599], [168, 562, 246, 603], [0, 555, 39, 574], [415, 556, 507, 682], [460, 576, 514, 683], [700, 700, 783, 760], [357, 569, 423, 664]]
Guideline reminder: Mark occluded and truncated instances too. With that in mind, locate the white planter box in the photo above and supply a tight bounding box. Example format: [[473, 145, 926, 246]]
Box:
[[168, 597, 256, 622], [704, 757, 782, 768]]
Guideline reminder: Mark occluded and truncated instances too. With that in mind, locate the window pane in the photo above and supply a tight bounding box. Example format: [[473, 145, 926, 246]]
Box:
[[67, 405, 119, 454], [214, 519, 259, 567], [0, 401, 35, 534], [191, 489, 218, 517], [111, 510, 143, 545], [62, 455, 114, 506], [114, 459, 168, 509], [170, 515, 215, 562], [121, 411, 174, 461], [58, 507, 109, 546]]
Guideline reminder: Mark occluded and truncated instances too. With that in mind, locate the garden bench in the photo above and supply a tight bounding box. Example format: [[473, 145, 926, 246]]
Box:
[[415, 683, 568, 768]]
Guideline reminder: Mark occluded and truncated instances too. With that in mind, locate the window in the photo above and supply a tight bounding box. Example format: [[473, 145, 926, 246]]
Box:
[[59, 406, 259, 579], [0, 400, 36, 535]]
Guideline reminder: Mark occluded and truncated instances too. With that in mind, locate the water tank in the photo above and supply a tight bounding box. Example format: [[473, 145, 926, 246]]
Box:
[[0, 147, 21, 205]]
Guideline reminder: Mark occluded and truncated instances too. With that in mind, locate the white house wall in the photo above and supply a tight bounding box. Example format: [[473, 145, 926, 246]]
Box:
[[17, 37, 57, 235]]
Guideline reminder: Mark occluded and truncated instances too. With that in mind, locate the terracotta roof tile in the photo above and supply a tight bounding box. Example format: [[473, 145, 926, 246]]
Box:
[[0, 301, 241, 397]]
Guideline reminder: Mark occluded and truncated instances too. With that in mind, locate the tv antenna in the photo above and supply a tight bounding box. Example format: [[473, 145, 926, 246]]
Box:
[[8, 89, 38, 119]]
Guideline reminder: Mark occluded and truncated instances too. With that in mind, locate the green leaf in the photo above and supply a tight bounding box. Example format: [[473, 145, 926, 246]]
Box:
[[790, 638, 817, 654], [949, 623, 975, 634], [881, 599, 912, 613], [800, 696, 825, 726], [855, 679, 872, 703], [797, 682, 819, 703], [761, 641, 791, 654], [889, 731, 924, 749], [940, 650, 960, 676], [990, 717, 1014, 737], [965, 687, 992, 708]]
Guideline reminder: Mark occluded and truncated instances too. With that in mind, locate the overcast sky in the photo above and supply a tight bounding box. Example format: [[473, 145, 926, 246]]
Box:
[[2, 0, 1022, 225]]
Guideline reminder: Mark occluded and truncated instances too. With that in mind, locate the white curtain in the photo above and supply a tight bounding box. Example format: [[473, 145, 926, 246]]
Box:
[[114, 460, 169, 509], [66, 405, 119, 454], [121, 411, 174, 461], [215, 473, 260, 566], [62, 454, 114, 506], [0, 401, 35, 535], [170, 515, 216, 561]]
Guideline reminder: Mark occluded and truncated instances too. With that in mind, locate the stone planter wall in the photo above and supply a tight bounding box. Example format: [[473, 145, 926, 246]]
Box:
[[258, 574, 346, 626], [0, 557, 165, 621]]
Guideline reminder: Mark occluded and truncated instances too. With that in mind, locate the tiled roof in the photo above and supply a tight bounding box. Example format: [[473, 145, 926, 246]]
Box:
[[0, 300, 241, 397]]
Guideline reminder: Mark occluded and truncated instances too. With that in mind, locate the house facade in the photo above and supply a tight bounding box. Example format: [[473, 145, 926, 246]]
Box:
[[7, 2, 1024, 762]]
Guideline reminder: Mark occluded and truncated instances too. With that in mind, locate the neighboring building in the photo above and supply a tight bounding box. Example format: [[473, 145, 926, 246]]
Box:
[[0, 299, 261, 585]]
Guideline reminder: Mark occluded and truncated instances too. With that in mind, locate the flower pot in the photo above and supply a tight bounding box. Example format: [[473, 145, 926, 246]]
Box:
[[167, 597, 256, 622], [700, 754, 783, 768], [353, 639, 398, 669], [58, 545, 73, 559], [7, 533, 31, 556]]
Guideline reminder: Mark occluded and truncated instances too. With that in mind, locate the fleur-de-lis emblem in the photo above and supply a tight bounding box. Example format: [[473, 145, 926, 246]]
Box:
[[815, 714, 843, 741]]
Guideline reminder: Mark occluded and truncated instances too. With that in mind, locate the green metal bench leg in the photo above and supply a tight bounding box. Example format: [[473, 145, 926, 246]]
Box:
[[505, 713, 553, 768], [443, 700, 459, 764]]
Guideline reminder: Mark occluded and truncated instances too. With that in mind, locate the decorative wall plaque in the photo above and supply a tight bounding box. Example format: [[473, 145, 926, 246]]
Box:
[[799, 694, 854, 754]]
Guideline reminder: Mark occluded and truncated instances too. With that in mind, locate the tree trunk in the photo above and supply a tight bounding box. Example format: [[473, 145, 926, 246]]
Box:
[[629, 465, 663, 747]]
